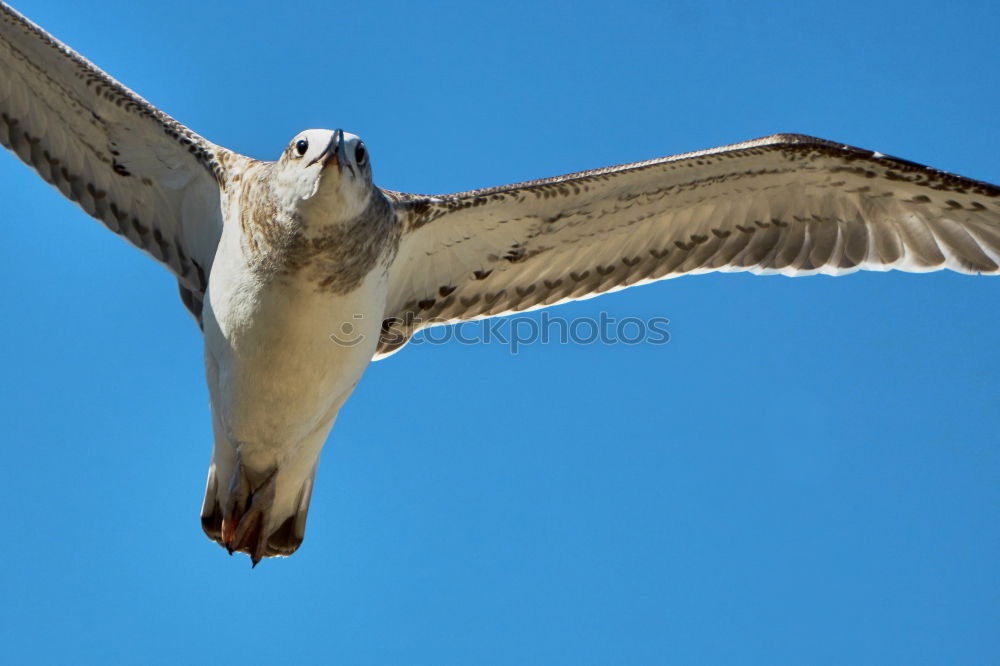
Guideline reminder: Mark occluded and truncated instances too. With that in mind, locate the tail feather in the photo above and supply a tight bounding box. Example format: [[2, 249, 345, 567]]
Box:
[[200, 458, 317, 565]]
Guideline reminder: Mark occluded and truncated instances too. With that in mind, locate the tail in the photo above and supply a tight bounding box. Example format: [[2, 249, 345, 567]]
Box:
[[200, 441, 321, 565]]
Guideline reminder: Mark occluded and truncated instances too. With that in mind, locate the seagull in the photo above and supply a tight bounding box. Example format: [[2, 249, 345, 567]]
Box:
[[2, 3, 999, 565]]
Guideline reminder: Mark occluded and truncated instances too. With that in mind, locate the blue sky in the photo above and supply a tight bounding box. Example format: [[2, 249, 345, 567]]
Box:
[[2, 0, 998, 663]]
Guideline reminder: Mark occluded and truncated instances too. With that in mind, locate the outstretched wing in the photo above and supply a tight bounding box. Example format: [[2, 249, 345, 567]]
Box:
[[379, 133, 1000, 357], [0, 2, 239, 319]]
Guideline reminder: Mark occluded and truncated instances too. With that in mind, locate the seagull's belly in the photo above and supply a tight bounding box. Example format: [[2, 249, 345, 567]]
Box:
[[203, 268, 386, 454]]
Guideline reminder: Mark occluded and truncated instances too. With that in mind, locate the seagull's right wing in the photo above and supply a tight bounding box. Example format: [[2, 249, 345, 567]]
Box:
[[0, 3, 241, 320], [380, 134, 1000, 357]]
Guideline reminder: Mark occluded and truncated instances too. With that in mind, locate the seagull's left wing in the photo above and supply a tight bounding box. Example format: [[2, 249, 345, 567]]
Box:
[[378, 134, 1000, 358], [0, 3, 238, 320]]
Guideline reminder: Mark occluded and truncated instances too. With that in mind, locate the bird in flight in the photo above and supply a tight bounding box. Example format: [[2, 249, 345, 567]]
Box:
[[2, 3, 998, 565]]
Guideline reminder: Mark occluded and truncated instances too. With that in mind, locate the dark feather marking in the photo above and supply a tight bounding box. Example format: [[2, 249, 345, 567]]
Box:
[[153, 228, 172, 261], [299, 192, 400, 294], [193, 260, 207, 290], [504, 243, 527, 262], [131, 217, 149, 238]]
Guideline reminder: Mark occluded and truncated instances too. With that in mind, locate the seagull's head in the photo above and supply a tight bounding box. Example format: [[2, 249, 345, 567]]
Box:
[[273, 128, 373, 220]]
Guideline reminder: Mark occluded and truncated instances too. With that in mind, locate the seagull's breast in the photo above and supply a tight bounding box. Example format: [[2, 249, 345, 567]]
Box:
[[202, 224, 388, 455]]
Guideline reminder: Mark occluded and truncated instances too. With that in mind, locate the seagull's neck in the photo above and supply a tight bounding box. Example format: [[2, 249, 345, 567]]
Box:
[[223, 160, 298, 271], [221, 163, 401, 295]]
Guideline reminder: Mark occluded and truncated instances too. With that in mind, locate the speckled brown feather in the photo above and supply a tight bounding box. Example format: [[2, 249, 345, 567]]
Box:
[[0, 2, 243, 315], [379, 134, 1000, 357]]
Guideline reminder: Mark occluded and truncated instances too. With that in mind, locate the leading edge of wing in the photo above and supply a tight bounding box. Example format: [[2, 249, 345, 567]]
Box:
[[386, 133, 1000, 221]]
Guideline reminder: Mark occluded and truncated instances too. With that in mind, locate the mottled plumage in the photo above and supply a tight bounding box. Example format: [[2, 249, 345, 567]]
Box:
[[380, 137, 1000, 356], [2, 2, 998, 563]]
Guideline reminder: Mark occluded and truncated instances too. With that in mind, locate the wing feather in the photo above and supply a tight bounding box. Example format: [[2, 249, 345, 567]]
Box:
[[379, 134, 1000, 358], [0, 3, 242, 317]]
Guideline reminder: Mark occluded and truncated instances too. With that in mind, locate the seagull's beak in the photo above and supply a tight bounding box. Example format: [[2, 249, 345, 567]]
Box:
[[306, 129, 344, 168], [335, 128, 350, 172]]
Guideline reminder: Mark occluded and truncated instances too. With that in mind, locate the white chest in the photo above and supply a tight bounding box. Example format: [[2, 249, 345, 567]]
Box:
[[202, 234, 388, 448]]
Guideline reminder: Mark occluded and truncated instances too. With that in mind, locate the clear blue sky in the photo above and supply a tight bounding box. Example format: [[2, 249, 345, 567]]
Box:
[[2, 1, 998, 663]]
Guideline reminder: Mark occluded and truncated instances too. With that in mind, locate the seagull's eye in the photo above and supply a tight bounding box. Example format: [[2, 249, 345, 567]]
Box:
[[295, 139, 308, 157], [354, 142, 367, 166]]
